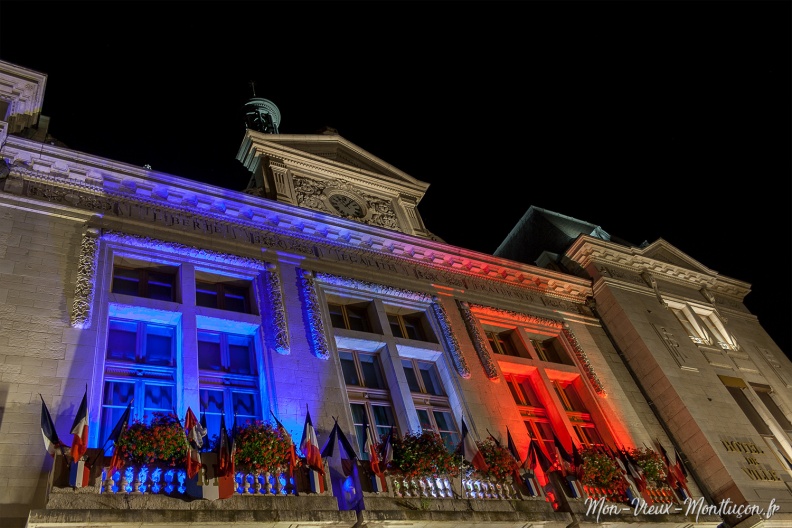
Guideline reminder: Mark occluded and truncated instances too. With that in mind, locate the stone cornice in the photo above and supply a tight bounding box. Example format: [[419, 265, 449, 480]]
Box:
[[566, 236, 750, 300], [239, 131, 429, 191], [1, 146, 592, 306]]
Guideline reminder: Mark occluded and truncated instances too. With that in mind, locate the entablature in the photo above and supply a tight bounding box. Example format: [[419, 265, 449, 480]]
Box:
[[1, 139, 593, 310], [567, 236, 750, 301]]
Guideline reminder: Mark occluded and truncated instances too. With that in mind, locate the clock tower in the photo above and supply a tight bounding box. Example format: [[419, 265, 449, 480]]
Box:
[[237, 98, 439, 240]]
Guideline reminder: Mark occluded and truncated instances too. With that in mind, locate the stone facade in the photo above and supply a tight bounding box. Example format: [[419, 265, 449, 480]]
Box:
[[0, 59, 782, 528]]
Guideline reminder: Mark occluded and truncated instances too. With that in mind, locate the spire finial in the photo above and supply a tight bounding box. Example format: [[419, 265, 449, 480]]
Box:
[[249, 81, 256, 98]]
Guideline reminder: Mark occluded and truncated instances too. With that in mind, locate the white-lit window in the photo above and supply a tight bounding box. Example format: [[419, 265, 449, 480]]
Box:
[[339, 349, 396, 459], [670, 305, 711, 345], [403, 358, 459, 450]]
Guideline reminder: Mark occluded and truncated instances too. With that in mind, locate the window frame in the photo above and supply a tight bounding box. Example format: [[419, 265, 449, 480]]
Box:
[[387, 312, 433, 342], [486, 329, 525, 358], [112, 264, 178, 302], [195, 279, 253, 314], [328, 301, 374, 333]]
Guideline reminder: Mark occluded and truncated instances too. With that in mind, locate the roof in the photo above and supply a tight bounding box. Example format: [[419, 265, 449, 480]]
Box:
[[493, 206, 637, 266]]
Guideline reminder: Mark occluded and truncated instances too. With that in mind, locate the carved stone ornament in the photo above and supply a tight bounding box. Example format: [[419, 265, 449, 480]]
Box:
[[431, 298, 471, 380], [70, 227, 101, 328], [561, 328, 607, 396], [314, 272, 431, 302], [456, 300, 499, 381], [264, 264, 290, 355], [297, 268, 330, 360], [641, 271, 668, 308]]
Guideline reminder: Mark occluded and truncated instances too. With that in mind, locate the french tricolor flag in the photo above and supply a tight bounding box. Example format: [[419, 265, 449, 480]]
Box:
[[70, 386, 89, 463], [458, 417, 489, 472]]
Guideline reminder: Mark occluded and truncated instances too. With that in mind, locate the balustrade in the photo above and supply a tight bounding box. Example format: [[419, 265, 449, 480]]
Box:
[[100, 466, 298, 496], [387, 474, 520, 500], [101, 466, 188, 495]]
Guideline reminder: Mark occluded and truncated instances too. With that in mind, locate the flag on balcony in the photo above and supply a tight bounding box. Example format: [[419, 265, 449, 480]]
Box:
[[229, 413, 238, 473], [619, 446, 647, 492], [69, 386, 89, 464], [106, 399, 133, 476], [361, 413, 382, 477], [553, 432, 573, 471], [506, 426, 527, 483], [271, 410, 298, 480], [40, 394, 65, 458], [300, 406, 324, 476], [106, 399, 132, 446], [674, 446, 688, 478], [217, 414, 234, 478], [655, 439, 681, 489], [183, 407, 205, 479], [379, 425, 394, 470], [662, 441, 692, 498], [506, 427, 521, 464], [456, 416, 489, 472], [321, 418, 364, 513], [528, 438, 553, 474], [527, 437, 550, 486]]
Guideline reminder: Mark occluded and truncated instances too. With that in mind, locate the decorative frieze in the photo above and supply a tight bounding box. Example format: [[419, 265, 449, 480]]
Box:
[[10, 164, 591, 308], [70, 227, 100, 328], [101, 230, 271, 270], [314, 272, 431, 302], [468, 304, 563, 329], [457, 300, 499, 381]]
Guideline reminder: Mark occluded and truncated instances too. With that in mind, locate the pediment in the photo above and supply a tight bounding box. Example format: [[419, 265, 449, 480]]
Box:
[[240, 131, 428, 194], [638, 238, 714, 274]]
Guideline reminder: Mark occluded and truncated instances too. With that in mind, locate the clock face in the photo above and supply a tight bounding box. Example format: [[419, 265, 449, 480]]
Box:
[[329, 193, 365, 218]]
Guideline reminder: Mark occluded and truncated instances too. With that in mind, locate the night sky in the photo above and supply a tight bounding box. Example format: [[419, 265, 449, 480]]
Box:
[[1, 2, 789, 354]]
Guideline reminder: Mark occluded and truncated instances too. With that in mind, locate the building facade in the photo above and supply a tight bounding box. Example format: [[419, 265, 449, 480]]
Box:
[[0, 59, 788, 528]]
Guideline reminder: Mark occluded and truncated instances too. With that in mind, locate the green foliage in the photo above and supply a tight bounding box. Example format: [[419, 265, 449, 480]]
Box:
[[389, 430, 461, 480], [630, 447, 666, 484], [476, 438, 518, 481], [579, 445, 622, 488], [115, 412, 187, 466], [233, 420, 296, 474]]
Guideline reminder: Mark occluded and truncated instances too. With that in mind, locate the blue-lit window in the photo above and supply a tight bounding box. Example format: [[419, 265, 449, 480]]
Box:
[[196, 280, 252, 314], [198, 331, 255, 375], [107, 319, 174, 366], [112, 265, 177, 302], [99, 379, 175, 454], [198, 329, 260, 441], [199, 388, 260, 442]]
